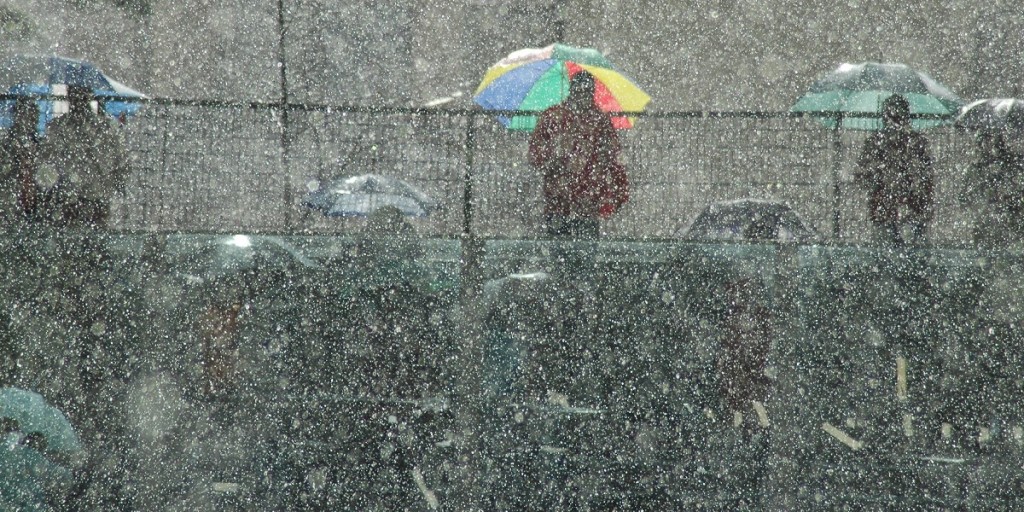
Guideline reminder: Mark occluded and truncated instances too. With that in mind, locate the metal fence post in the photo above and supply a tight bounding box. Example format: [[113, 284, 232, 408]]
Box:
[[832, 114, 843, 240], [277, 0, 292, 230], [462, 112, 476, 238], [453, 110, 486, 510]]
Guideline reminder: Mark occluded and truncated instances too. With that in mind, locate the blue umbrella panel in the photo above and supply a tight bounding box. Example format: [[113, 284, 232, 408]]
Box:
[[0, 54, 146, 132]]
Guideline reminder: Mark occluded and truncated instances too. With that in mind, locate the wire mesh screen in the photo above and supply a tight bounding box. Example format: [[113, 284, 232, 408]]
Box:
[[111, 103, 976, 243], [617, 115, 830, 238], [119, 103, 288, 232]]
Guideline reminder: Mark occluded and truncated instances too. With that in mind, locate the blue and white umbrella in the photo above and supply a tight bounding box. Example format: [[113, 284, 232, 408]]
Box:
[[0, 54, 147, 131], [303, 174, 439, 218]]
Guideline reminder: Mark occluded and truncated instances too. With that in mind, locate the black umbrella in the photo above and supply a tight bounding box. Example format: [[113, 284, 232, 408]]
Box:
[[676, 198, 818, 243]]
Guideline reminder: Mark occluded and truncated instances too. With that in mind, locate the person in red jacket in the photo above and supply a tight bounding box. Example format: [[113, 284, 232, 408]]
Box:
[[528, 71, 629, 239], [855, 93, 935, 247]]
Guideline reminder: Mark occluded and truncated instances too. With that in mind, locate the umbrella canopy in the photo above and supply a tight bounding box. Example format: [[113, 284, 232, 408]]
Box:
[[303, 174, 439, 218], [473, 43, 650, 131], [955, 98, 1024, 134], [0, 391, 77, 506], [0, 54, 147, 131], [166, 234, 320, 283], [791, 62, 963, 130], [0, 435, 73, 510], [676, 198, 818, 243], [0, 388, 81, 455]]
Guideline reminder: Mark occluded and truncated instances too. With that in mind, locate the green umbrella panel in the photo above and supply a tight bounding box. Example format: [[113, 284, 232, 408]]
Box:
[[548, 44, 616, 68], [792, 90, 959, 130], [508, 61, 573, 131]]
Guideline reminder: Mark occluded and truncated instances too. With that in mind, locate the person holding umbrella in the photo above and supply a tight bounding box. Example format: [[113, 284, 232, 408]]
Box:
[[29, 86, 133, 501], [35, 85, 130, 229], [855, 94, 935, 247], [964, 131, 1024, 246], [528, 70, 629, 239]]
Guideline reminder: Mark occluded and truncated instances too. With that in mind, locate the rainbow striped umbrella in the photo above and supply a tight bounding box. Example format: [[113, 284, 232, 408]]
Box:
[[473, 44, 650, 131]]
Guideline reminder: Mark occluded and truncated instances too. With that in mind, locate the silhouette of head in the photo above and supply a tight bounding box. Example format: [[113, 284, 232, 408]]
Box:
[[11, 96, 38, 135], [567, 71, 596, 110], [67, 85, 94, 114], [881, 94, 911, 131], [363, 205, 414, 237], [976, 130, 1010, 161]]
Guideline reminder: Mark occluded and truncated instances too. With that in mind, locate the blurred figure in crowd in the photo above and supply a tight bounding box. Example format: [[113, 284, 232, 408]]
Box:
[[0, 97, 40, 386], [36, 85, 130, 229], [0, 96, 42, 222], [528, 70, 629, 240], [856, 94, 935, 247], [15, 86, 135, 507], [960, 129, 1024, 247], [349, 206, 442, 397], [717, 274, 773, 437]]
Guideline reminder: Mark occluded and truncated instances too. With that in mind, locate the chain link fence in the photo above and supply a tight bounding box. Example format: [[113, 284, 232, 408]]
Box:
[[110, 99, 977, 245]]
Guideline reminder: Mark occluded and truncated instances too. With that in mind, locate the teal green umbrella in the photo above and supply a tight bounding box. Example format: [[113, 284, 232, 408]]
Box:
[[0, 387, 81, 455], [791, 62, 963, 130], [0, 388, 80, 508], [0, 436, 73, 509]]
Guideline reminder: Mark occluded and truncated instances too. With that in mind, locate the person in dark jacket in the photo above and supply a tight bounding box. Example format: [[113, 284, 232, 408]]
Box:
[[717, 275, 773, 435], [960, 129, 1024, 247], [855, 94, 935, 247], [0, 95, 41, 222], [35, 85, 130, 229]]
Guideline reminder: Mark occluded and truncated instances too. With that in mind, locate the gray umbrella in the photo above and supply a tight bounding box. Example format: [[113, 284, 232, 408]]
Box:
[[303, 174, 439, 218], [955, 98, 1024, 133], [167, 234, 320, 283]]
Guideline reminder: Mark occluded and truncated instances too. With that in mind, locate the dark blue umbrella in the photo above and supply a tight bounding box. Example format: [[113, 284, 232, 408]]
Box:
[[0, 54, 147, 131], [677, 198, 818, 243], [303, 174, 439, 218]]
